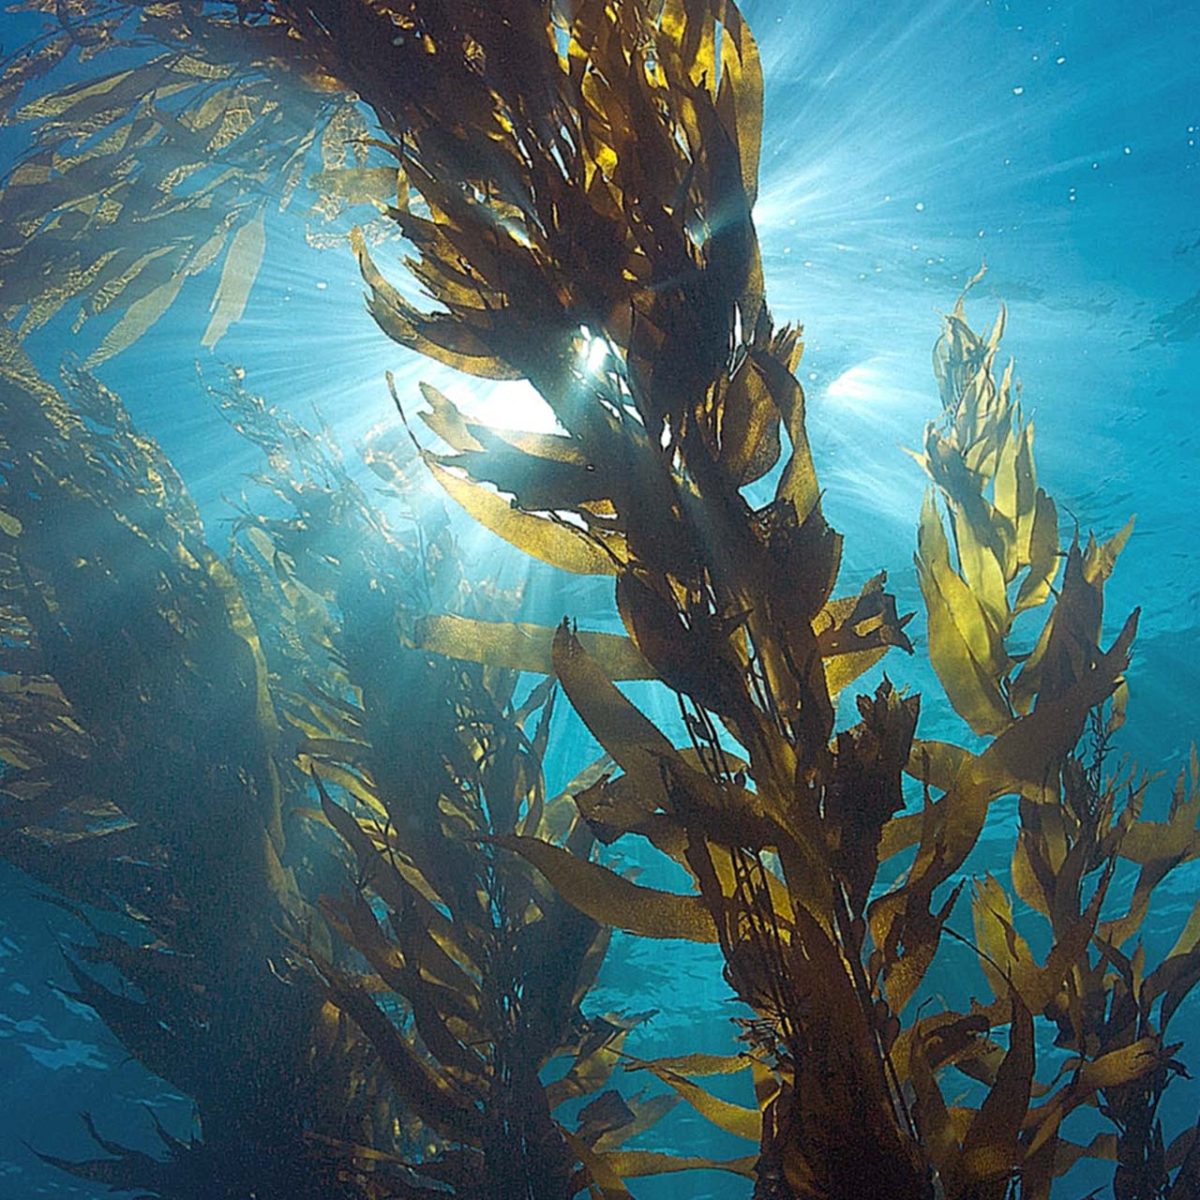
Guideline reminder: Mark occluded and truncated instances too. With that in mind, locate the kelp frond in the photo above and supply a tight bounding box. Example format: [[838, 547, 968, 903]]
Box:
[[0, 2, 404, 361]]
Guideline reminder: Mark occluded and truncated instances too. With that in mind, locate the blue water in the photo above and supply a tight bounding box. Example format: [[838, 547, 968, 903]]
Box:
[[1, 1, 1197, 1195]]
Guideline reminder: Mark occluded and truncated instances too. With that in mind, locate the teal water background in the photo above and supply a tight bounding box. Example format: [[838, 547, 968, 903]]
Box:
[[0, 1, 1198, 1195]]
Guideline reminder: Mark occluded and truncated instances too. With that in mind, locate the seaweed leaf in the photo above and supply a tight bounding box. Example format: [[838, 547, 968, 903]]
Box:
[[425, 457, 620, 575], [414, 613, 652, 679], [202, 206, 267, 348], [496, 835, 718, 943]]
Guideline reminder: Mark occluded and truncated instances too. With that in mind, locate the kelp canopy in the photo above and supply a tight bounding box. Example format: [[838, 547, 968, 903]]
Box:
[[1, 3, 1199, 1200]]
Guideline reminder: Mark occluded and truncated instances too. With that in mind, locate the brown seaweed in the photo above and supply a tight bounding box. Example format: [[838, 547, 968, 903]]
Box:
[[213, 367, 690, 1194], [2, 3, 1200, 1199], [0, 333, 377, 1198], [0, 337, 674, 1197]]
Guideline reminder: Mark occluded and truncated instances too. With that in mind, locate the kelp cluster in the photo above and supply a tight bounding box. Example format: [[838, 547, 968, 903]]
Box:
[[0, 0, 405, 362], [0, 331, 371, 1199], [0, 334, 684, 1197], [2, 2, 1200, 1200], [217, 368, 695, 1194]]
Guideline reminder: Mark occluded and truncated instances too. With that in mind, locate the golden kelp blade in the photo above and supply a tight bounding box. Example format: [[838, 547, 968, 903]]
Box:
[[424, 457, 620, 576], [594, 1150, 755, 1179], [413, 613, 653, 679], [202, 206, 267, 348], [497, 834, 719, 943], [916, 488, 1012, 735]]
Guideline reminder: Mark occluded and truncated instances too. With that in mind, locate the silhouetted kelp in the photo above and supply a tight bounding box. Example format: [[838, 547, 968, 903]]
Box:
[[2, 3, 1200, 1200], [0, 333, 378, 1199], [0, 339, 673, 1197], [214, 367, 699, 1193]]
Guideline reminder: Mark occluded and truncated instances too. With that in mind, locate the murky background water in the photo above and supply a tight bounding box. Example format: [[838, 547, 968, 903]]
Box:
[[1, 1, 1197, 1195]]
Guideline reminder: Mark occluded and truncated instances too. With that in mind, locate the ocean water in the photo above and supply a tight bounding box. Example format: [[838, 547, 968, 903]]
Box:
[[0, 1, 1197, 1197]]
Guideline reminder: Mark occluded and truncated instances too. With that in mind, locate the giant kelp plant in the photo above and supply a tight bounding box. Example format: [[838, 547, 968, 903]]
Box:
[[214, 367, 702, 1195], [0, 332, 681, 1198], [0, 331, 376, 1199], [2, 3, 1200, 1200]]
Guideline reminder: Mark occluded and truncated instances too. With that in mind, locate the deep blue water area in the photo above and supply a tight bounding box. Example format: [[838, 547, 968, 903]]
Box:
[[1, 1, 1197, 1196]]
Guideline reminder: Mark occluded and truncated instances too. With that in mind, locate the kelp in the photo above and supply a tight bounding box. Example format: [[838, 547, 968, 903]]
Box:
[[0, 333, 380, 1198], [2, 2, 1199, 1199], [211, 368, 698, 1196], [0, 335, 680, 1196], [8, 290, 690, 1196], [263, 6, 1192, 1197], [0, 1, 404, 363]]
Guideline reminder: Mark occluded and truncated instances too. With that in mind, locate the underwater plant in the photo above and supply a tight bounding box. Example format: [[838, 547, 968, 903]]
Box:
[[0, 334, 378, 1199], [0, 335, 675, 1198], [215, 368, 694, 1195], [2, 2, 1200, 1200]]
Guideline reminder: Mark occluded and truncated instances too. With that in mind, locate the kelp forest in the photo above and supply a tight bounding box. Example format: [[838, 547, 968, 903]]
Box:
[[0, 2, 1197, 1199]]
